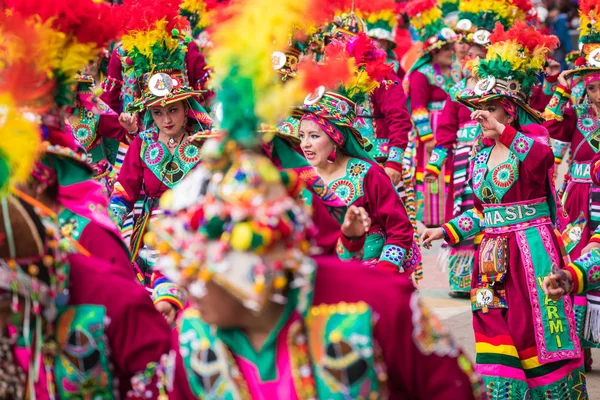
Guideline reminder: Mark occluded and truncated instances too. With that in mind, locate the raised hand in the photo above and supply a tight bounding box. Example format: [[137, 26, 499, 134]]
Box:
[[341, 205, 371, 239]]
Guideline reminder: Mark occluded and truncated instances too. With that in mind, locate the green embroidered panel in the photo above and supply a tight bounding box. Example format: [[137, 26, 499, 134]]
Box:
[[470, 147, 519, 204], [307, 302, 383, 399], [54, 305, 114, 399], [139, 128, 203, 188], [178, 310, 240, 399], [58, 209, 91, 242], [329, 158, 371, 206]]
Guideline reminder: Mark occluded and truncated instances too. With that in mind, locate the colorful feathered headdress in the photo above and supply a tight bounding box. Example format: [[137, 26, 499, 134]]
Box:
[[355, 0, 400, 44], [403, 0, 458, 54], [149, 0, 325, 313], [120, 0, 212, 118], [439, 0, 460, 25], [569, 0, 600, 76], [2, 0, 122, 109], [1, 0, 122, 170], [454, 0, 534, 46], [458, 21, 559, 123]]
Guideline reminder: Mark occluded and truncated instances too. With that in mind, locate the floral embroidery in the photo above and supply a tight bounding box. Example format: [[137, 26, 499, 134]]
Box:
[[577, 115, 599, 133], [590, 265, 600, 284], [328, 159, 370, 205], [430, 152, 439, 162], [512, 137, 530, 154], [457, 216, 473, 232], [349, 162, 367, 178], [139, 128, 203, 188], [145, 142, 164, 165], [331, 180, 355, 204], [491, 164, 515, 189], [380, 244, 407, 267], [178, 142, 201, 163]]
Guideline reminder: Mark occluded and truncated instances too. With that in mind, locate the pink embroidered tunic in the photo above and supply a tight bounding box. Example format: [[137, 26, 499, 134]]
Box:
[[441, 125, 585, 398], [168, 257, 486, 400]]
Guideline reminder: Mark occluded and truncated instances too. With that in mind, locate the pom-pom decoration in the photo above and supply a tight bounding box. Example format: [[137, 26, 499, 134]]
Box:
[[456, 0, 533, 33]]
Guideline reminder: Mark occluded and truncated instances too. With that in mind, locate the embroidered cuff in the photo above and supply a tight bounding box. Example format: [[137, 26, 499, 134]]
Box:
[[336, 236, 365, 261], [152, 282, 186, 311], [378, 244, 407, 272], [543, 88, 570, 122], [387, 146, 404, 164], [542, 76, 559, 96], [443, 208, 484, 245], [412, 107, 434, 142], [425, 146, 449, 177], [564, 264, 584, 295]]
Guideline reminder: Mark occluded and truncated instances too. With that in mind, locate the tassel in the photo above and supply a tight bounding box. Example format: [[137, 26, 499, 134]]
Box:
[[437, 244, 450, 272], [327, 146, 337, 163], [584, 292, 600, 343]]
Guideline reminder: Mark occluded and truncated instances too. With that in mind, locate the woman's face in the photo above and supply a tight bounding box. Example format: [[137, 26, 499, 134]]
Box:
[[466, 44, 486, 62], [149, 101, 188, 137], [480, 100, 513, 136], [586, 80, 600, 108], [298, 119, 336, 167], [454, 42, 469, 60], [433, 44, 455, 68], [190, 281, 248, 328]]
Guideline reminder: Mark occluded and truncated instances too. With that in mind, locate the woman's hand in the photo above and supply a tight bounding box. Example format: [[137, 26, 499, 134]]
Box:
[[423, 171, 438, 183], [420, 228, 444, 249], [542, 270, 573, 301], [384, 167, 402, 187], [341, 205, 371, 239], [119, 112, 138, 134], [471, 110, 505, 138], [545, 59, 561, 78], [155, 301, 178, 326], [581, 241, 600, 255], [557, 70, 573, 89]]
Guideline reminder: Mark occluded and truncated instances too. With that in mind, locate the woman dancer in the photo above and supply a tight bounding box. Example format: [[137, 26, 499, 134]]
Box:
[[421, 22, 586, 398]]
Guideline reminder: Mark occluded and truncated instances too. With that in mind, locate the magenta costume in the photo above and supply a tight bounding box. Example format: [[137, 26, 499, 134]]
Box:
[[441, 125, 585, 397], [406, 63, 458, 226], [169, 257, 486, 400], [23, 254, 178, 399]]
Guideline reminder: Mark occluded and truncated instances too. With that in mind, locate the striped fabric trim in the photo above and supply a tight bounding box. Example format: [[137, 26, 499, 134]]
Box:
[[442, 223, 460, 244], [565, 264, 585, 295], [424, 164, 441, 176]]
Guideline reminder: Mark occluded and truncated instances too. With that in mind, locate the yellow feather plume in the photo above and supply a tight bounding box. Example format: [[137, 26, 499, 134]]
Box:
[[122, 19, 182, 58], [0, 93, 40, 193], [210, 0, 315, 126]]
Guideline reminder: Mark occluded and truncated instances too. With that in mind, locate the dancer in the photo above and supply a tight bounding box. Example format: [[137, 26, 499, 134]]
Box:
[[2, 0, 131, 272], [404, 0, 459, 227], [421, 21, 587, 398], [543, 0, 600, 370], [108, 2, 213, 285], [67, 74, 133, 194], [0, 3, 178, 397], [423, 0, 534, 297]]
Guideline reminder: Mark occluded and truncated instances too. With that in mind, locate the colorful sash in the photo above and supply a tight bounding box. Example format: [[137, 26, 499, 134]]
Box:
[[479, 199, 581, 363]]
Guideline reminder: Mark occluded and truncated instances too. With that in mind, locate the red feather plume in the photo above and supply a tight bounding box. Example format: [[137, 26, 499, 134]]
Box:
[[5, 0, 123, 48], [119, 0, 189, 33], [402, 0, 438, 18], [489, 21, 559, 53]]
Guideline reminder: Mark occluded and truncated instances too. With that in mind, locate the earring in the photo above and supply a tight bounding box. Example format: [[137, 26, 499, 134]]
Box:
[[183, 116, 189, 129], [327, 146, 337, 163]]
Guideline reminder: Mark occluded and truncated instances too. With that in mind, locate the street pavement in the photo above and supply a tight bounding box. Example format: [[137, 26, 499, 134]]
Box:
[[419, 239, 600, 397]]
